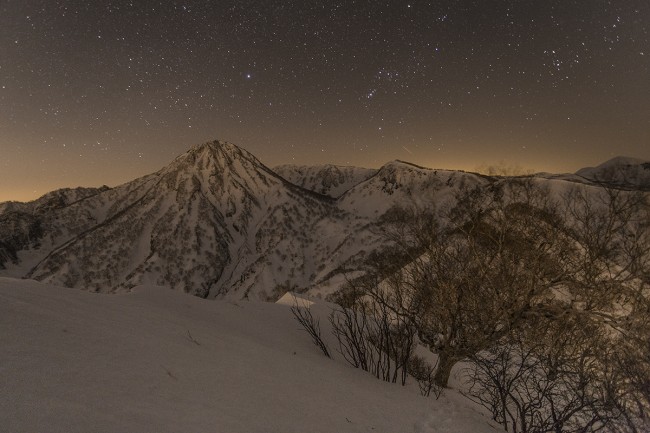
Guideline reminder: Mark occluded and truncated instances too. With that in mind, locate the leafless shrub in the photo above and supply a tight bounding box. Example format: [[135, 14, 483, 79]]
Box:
[[408, 355, 441, 398], [329, 303, 372, 370], [290, 295, 331, 358], [328, 289, 418, 387]]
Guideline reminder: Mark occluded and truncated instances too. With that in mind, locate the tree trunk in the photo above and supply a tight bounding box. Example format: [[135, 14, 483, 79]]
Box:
[[434, 352, 457, 388]]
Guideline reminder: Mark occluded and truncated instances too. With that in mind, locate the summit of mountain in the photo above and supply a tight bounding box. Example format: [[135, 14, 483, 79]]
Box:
[[576, 156, 650, 189], [2, 141, 360, 299], [336, 159, 487, 218], [165, 140, 277, 185], [1, 142, 648, 300]]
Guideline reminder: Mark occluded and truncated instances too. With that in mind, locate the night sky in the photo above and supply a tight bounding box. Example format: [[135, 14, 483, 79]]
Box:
[[1, 1, 649, 202]]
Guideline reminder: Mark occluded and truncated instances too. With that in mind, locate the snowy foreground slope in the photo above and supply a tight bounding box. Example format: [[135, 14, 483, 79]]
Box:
[[0, 278, 494, 433]]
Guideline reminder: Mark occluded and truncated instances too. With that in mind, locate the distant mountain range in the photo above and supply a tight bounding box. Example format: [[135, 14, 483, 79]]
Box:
[[575, 156, 650, 189], [1, 140, 648, 299]]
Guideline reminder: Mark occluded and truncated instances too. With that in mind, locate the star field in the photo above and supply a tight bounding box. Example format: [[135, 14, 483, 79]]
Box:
[[1, 0, 649, 201]]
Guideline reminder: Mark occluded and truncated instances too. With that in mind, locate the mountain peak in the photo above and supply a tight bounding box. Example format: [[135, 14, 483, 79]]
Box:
[[165, 139, 269, 178], [576, 156, 650, 189], [188, 139, 240, 155], [185, 140, 249, 164], [593, 156, 647, 169]]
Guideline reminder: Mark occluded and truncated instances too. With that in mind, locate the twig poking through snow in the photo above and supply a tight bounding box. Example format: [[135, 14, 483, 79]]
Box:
[[187, 330, 201, 346]]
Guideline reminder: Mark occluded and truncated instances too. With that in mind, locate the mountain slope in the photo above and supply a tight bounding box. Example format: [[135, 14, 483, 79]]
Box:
[[0, 185, 114, 273], [1, 143, 648, 300], [274, 164, 377, 198], [0, 277, 495, 433], [576, 156, 650, 189], [24, 141, 350, 298], [337, 160, 487, 218]]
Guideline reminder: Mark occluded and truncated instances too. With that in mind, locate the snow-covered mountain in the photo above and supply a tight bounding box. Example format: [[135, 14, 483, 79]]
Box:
[[7, 141, 370, 299], [0, 185, 112, 276], [337, 160, 486, 218], [1, 141, 392, 299], [576, 156, 650, 189], [1, 141, 647, 299], [274, 164, 377, 198]]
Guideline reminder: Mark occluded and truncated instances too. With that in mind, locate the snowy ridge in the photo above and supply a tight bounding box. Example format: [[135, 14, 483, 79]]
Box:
[[576, 156, 650, 189], [338, 160, 486, 218], [274, 163, 377, 198], [1, 142, 648, 300]]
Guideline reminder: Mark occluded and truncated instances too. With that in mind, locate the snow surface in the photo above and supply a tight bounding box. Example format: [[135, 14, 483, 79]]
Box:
[[576, 156, 650, 188], [4, 142, 647, 301], [274, 164, 377, 198], [0, 278, 495, 433]]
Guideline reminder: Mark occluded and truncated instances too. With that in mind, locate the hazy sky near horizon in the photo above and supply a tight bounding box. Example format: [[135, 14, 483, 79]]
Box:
[[1, 0, 649, 202]]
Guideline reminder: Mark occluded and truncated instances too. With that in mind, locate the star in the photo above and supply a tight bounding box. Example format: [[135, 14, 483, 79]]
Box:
[[0, 0, 648, 202]]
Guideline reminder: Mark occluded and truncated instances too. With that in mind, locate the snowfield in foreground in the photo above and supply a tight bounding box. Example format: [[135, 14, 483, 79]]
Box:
[[0, 278, 494, 433]]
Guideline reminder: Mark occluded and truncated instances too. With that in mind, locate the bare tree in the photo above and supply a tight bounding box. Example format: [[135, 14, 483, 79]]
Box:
[[464, 312, 641, 433], [607, 298, 650, 432], [559, 185, 650, 316], [344, 177, 649, 396], [332, 175, 650, 431], [360, 179, 570, 387]]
